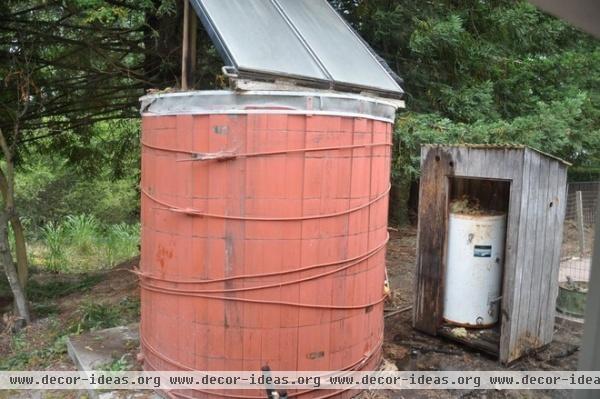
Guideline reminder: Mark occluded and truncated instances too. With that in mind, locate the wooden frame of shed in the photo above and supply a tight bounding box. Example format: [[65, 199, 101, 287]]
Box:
[[413, 145, 570, 364]]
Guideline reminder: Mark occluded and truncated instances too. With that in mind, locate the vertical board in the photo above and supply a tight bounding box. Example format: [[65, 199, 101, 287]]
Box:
[[503, 150, 568, 362], [544, 163, 569, 343], [413, 147, 453, 334], [525, 153, 550, 340], [498, 149, 526, 363], [538, 160, 561, 343], [506, 149, 537, 361]]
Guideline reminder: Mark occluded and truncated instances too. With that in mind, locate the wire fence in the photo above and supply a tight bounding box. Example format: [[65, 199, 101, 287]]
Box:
[[565, 181, 599, 225], [557, 181, 598, 318], [559, 182, 598, 284]]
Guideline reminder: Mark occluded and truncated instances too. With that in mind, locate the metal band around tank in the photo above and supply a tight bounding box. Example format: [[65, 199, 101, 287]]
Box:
[[140, 90, 402, 122]]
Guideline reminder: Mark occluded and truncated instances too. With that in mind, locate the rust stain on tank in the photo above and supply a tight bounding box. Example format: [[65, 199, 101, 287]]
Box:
[[155, 246, 172, 270], [139, 97, 393, 399]]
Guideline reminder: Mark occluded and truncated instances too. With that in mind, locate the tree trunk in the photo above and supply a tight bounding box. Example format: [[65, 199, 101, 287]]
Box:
[[0, 169, 28, 287], [11, 217, 28, 287], [0, 210, 30, 323], [0, 128, 30, 322]]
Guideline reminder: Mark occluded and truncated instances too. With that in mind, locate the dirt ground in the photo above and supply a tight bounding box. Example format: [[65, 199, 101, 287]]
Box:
[[0, 228, 585, 399]]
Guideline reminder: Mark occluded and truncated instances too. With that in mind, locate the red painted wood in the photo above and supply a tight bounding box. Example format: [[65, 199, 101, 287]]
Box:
[[140, 111, 392, 399]]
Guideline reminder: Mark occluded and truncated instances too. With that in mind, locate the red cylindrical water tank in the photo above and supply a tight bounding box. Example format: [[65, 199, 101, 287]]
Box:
[[139, 91, 397, 399]]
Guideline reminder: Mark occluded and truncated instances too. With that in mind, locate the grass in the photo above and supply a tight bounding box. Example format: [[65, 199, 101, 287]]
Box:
[[99, 354, 133, 371], [69, 296, 140, 334], [0, 273, 107, 370], [37, 214, 140, 272], [0, 212, 141, 371], [71, 302, 123, 332], [0, 318, 68, 370]]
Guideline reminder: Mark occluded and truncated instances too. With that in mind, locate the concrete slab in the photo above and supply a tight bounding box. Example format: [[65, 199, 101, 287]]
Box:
[[67, 324, 139, 372], [67, 323, 160, 399]]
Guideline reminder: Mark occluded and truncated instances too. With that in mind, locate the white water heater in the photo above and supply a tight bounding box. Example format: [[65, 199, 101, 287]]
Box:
[[443, 212, 507, 327]]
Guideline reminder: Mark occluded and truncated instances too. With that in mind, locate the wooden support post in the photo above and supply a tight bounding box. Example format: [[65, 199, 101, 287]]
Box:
[[181, 0, 191, 90], [190, 13, 197, 88], [576, 190, 585, 257]]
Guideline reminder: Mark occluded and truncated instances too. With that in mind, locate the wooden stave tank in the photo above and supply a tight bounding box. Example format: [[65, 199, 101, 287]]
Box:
[[138, 90, 397, 399]]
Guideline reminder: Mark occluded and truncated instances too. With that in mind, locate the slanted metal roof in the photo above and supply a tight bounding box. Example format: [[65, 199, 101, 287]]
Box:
[[190, 0, 404, 99]]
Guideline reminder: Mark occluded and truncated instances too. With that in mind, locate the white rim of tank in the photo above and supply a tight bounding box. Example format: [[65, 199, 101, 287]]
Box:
[[139, 90, 403, 123], [449, 212, 507, 221]]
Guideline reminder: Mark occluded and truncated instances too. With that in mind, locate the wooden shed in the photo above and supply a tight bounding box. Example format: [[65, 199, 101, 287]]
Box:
[[413, 145, 570, 364]]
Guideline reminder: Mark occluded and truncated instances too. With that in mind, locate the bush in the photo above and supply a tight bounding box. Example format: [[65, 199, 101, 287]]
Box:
[[37, 215, 140, 272], [70, 297, 140, 333], [40, 222, 67, 273], [15, 155, 139, 230]]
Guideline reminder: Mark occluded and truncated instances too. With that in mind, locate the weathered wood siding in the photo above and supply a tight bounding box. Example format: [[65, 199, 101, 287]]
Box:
[[413, 147, 453, 334], [505, 149, 568, 362], [413, 145, 568, 364]]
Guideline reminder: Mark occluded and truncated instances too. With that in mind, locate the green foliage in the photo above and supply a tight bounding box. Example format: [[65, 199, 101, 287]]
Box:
[[1, 275, 139, 370], [568, 166, 600, 182], [70, 296, 140, 333], [0, 319, 68, 370], [15, 119, 140, 229], [393, 92, 600, 182], [72, 301, 123, 332], [40, 222, 67, 272], [64, 215, 100, 255], [99, 355, 133, 371], [334, 0, 600, 191], [103, 223, 141, 268], [37, 215, 140, 272]]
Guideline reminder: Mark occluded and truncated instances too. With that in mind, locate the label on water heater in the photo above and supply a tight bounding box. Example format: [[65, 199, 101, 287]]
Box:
[[474, 245, 492, 257]]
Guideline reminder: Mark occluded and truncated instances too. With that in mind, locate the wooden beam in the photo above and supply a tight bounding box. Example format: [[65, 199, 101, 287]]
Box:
[[181, 0, 190, 90], [413, 147, 454, 335], [576, 190, 586, 257], [190, 13, 197, 89]]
